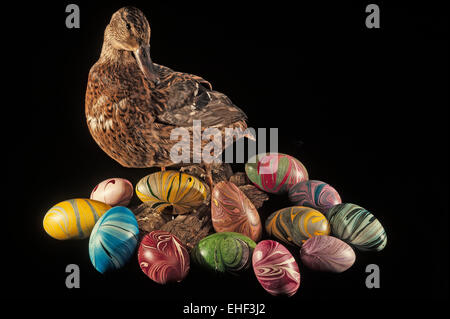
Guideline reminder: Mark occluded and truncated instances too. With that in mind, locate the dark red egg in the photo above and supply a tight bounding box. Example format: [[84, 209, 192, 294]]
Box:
[[138, 230, 190, 284]]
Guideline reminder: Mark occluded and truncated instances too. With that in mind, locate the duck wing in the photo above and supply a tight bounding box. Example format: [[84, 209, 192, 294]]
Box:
[[154, 63, 212, 90], [153, 64, 247, 128]]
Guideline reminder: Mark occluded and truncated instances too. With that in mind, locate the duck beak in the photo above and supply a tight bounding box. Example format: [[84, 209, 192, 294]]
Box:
[[134, 45, 159, 84]]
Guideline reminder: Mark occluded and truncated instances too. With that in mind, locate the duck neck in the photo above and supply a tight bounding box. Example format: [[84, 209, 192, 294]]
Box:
[[99, 41, 136, 65]]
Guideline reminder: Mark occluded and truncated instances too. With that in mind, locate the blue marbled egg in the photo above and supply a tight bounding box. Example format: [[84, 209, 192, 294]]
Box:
[[89, 206, 139, 273]]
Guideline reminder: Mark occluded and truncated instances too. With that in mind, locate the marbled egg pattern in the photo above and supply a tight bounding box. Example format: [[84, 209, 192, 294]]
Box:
[[326, 203, 387, 252], [138, 231, 190, 284], [265, 206, 330, 247], [191, 232, 256, 274], [300, 235, 355, 273], [43, 199, 111, 240], [90, 178, 134, 206], [211, 181, 262, 241], [245, 153, 308, 194], [288, 180, 341, 214], [253, 240, 300, 297], [136, 171, 207, 214], [89, 206, 139, 273]]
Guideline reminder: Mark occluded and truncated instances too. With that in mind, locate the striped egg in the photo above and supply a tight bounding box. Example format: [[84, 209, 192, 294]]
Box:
[[326, 203, 387, 252], [136, 170, 207, 214], [43, 199, 111, 240], [288, 180, 342, 215], [245, 153, 308, 194], [265, 206, 330, 247], [89, 206, 139, 273], [90, 178, 134, 207]]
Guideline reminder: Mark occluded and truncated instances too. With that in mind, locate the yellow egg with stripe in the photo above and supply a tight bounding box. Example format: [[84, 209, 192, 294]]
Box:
[[43, 199, 111, 240], [265, 206, 330, 247], [136, 171, 207, 215]]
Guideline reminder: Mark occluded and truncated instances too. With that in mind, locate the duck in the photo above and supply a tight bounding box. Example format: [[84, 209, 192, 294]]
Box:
[[85, 6, 252, 186]]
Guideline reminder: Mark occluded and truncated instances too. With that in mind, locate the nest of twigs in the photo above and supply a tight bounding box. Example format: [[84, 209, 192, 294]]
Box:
[[130, 163, 269, 250]]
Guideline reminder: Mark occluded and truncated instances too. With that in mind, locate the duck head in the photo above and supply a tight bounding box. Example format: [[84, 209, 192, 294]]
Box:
[[104, 7, 159, 83]]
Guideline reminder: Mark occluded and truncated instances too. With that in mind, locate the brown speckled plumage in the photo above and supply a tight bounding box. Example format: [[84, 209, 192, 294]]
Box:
[[85, 7, 250, 169]]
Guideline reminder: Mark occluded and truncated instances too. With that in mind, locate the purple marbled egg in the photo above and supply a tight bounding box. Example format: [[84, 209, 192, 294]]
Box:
[[288, 180, 341, 215], [300, 235, 355, 273]]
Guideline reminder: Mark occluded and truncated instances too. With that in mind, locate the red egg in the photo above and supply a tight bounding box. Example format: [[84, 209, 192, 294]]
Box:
[[252, 240, 300, 296], [138, 231, 190, 284]]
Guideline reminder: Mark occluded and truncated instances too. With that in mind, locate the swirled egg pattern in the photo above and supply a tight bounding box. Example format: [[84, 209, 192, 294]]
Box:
[[288, 180, 341, 214], [90, 178, 134, 207], [252, 240, 300, 297], [191, 232, 256, 274], [43, 199, 111, 240], [300, 235, 355, 272], [138, 231, 190, 284], [136, 171, 207, 214], [245, 153, 308, 194], [326, 203, 387, 252], [265, 206, 330, 247], [211, 181, 262, 241], [89, 206, 139, 273]]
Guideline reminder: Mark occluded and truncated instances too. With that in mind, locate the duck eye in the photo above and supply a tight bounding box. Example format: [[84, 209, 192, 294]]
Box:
[[126, 23, 131, 30]]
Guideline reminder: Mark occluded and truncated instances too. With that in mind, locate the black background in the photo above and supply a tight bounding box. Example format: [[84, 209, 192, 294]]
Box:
[[11, 0, 449, 308]]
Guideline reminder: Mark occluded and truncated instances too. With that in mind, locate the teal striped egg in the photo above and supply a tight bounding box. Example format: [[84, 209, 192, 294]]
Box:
[[89, 206, 139, 273], [326, 203, 387, 252]]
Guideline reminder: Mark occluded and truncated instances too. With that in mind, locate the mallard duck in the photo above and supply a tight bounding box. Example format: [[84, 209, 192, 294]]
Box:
[[85, 6, 251, 185]]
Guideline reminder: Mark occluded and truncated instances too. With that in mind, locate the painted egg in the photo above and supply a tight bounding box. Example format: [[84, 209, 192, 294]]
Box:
[[265, 206, 330, 247], [43, 199, 111, 240], [211, 181, 262, 242], [89, 206, 139, 273], [288, 180, 341, 215], [136, 170, 207, 214], [252, 240, 300, 296], [245, 153, 308, 194], [300, 235, 355, 272], [138, 231, 190, 284], [326, 203, 387, 252], [191, 232, 256, 274], [90, 178, 134, 207]]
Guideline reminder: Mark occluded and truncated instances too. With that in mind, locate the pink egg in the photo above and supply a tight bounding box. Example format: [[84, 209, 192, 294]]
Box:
[[90, 178, 134, 207], [252, 240, 300, 297], [300, 235, 356, 273]]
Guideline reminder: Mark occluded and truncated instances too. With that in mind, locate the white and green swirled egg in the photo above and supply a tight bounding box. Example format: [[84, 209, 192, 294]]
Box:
[[326, 203, 387, 252]]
